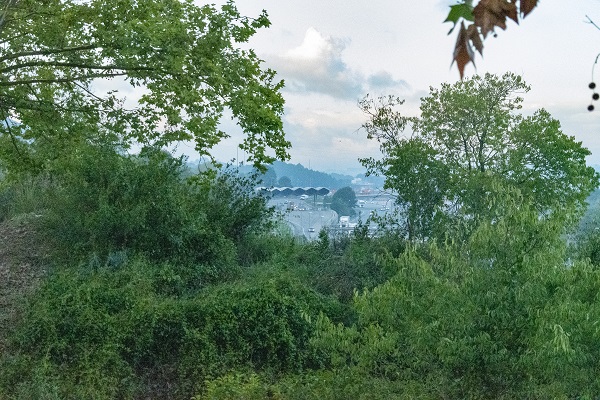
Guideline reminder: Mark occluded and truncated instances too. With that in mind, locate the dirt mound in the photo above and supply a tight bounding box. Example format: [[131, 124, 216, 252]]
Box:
[[0, 216, 50, 352]]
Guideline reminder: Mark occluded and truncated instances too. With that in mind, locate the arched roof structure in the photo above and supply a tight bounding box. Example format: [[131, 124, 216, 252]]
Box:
[[258, 187, 330, 196]]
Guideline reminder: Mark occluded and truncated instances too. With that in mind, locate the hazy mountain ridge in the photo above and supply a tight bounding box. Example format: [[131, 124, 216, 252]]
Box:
[[185, 159, 386, 190], [269, 161, 350, 188]]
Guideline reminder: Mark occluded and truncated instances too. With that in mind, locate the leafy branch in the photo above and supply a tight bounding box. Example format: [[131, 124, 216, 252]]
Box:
[[0, 0, 290, 172], [445, 0, 539, 78]]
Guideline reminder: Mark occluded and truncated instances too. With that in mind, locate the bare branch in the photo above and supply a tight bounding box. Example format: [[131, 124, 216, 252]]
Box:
[[585, 15, 600, 31], [0, 0, 19, 36], [0, 73, 130, 87], [0, 44, 98, 63], [0, 60, 156, 75]]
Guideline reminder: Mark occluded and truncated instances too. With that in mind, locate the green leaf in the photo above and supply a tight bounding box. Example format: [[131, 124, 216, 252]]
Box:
[[444, 3, 475, 34]]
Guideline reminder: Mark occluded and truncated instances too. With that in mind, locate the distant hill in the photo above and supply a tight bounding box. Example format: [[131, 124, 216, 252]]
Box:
[[269, 161, 352, 189], [268, 162, 386, 190], [195, 159, 386, 190]]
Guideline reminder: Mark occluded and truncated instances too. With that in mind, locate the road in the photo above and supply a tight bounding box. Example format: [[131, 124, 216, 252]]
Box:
[[268, 194, 399, 239], [269, 197, 337, 240]]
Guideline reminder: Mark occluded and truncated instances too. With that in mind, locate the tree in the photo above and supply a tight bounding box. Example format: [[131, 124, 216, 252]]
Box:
[[0, 0, 290, 174], [260, 166, 277, 187], [445, 0, 539, 77], [310, 196, 600, 398], [278, 176, 292, 187], [360, 73, 599, 241], [330, 186, 357, 218]]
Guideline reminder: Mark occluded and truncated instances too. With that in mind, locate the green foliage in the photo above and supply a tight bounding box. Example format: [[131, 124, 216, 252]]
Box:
[[177, 277, 327, 396], [0, 174, 51, 222], [329, 186, 357, 218], [45, 146, 192, 260], [569, 188, 600, 265], [40, 145, 272, 267], [5, 58, 599, 397], [241, 230, 403, 306], [572, 227, 600, 266], [445, 2, 474, 34], [192, 166, 276, 244], [0, 258, 330, 399], [0, 0, 289, 173], [361, 73, 599, 240], [316, 228, 330, 254], [6, 151, 600, 397], [199, 368, 416, 400], [310, 197, 600, 398], [198, 373, 278, 400], [310, 228, 403, 304]]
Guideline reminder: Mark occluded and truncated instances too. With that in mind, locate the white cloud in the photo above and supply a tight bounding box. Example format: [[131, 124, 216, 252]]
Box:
[[272, 27, 362, 99], [285, 27, 333, 60], [272, 27, 408, 101], [280, 98, 382, 173], [284, 105, 364, 131]]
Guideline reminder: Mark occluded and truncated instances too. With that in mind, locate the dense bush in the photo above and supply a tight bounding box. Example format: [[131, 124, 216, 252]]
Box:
[[570, 192, 600, 266], [199, 368, 416, 400], [253, 227, 405, 304], [194, 195, 600, 400], [4, 141, 600, 398], [0, 258, 335, 399], [310, 202, 600, 399], [45, 146, 192, 260], [38, 145, 272, 267]]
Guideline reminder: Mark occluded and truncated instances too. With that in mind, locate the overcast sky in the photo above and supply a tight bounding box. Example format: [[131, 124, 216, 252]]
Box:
[[184, 1, 600, 175]]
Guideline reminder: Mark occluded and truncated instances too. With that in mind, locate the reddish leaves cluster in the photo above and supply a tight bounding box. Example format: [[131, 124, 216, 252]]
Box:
[[452, 0, 539, 78]]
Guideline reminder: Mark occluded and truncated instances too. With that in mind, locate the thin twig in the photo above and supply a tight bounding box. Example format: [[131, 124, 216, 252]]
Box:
[[592, 53, 600, 83], [585, 15, 600, 31]]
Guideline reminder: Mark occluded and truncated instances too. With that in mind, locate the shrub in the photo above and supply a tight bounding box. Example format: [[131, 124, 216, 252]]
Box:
[[41, 146, 272, 268], [309, 203, 600, 398], [198, 368, 421, 400], [0, 174, 52, 222], [0, 258, 331, 399]]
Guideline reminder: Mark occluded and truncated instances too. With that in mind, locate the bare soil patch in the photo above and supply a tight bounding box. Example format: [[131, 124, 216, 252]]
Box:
[[0, 216, 50, 352]]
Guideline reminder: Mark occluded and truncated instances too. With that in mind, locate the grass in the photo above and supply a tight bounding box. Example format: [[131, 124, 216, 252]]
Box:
[[0, 215, 50, 354]]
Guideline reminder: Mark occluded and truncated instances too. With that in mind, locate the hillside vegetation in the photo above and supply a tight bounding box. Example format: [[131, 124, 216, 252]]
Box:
[[0, 216, 49, 355], [1, 1, 600, 396], [1, 139, 600, 398]]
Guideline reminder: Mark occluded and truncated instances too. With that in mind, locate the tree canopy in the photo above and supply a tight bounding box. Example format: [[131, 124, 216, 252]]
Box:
[[278, 175, 292, 187], [360, 72, 599, 240], [330, 186, 357, 218], [0, 0, 290, 173]]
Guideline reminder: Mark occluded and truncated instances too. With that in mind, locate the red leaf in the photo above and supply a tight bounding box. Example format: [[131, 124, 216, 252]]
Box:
[[453, 22, 475, 79], [504, 2, 518, 24], [519, 0, 539, 17], [473, 0, 518, 38], [467, 24, 484, 55]]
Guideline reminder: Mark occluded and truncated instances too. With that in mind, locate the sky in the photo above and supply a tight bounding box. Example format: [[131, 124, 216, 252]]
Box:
[[183, 1, 600, 175]]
